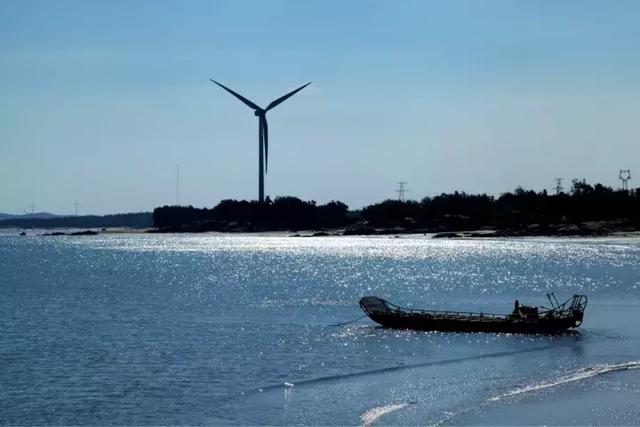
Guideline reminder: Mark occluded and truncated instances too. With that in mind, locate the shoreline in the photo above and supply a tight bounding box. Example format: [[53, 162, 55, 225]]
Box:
[[3, 226, 640, 240], [145, 217, 640, 239]]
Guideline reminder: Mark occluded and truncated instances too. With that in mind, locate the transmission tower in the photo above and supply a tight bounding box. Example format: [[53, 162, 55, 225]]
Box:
[[619, 169, 631, 191], [554, 178, 564, 195], [396, 181, 408, 202]]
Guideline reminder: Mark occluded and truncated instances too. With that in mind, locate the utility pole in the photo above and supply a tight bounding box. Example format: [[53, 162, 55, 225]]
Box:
[[176, 163, 180, 205], [396, 181, 408, 202], [554, 178, 564, 195], [619, 169, 631, 192]]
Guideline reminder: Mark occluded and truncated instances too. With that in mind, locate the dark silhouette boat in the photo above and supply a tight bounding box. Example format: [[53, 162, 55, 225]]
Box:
[[359, 293, 587, 334]]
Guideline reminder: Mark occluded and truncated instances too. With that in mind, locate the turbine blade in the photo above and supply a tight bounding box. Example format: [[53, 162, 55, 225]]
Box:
[[265, 82, 311, 111], [209, 79, 262, 111], [261, 116, 269, 174]]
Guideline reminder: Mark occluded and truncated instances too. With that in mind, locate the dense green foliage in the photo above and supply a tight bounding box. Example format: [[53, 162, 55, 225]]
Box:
[[362, 181, 640, 230], [153, 180, 639, 232], [153, 197, 350, 231]]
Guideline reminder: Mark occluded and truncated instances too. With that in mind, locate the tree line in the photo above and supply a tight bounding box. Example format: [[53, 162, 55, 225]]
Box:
[[0, 213, 153, 229], [153, 197, 351, 231], [153, 180, 640, 233]]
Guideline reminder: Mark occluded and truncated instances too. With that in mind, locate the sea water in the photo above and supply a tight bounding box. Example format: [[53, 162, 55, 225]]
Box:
[[1, 233, 639, 425]]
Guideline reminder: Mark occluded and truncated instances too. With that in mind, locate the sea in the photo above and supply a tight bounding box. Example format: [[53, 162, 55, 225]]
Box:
[[1, 232, 639, 425]]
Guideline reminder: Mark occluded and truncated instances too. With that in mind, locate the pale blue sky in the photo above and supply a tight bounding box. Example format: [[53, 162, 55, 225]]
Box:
[[1, 0, 639, 214]]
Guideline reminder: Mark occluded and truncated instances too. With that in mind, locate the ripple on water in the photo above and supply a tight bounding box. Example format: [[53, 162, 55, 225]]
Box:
[[1, 234, 639, 424]]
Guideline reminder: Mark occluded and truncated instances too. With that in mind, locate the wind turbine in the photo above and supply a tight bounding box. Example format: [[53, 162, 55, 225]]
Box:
[[210, 79, 311, 202]]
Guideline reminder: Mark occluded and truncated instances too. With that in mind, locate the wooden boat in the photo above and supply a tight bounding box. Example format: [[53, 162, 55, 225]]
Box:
[[359, 293, 587, 334]]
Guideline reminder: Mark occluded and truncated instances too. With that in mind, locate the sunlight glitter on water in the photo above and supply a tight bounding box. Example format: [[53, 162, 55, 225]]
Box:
[[2, 234, 640, 425], [66, 234, 640, 298]]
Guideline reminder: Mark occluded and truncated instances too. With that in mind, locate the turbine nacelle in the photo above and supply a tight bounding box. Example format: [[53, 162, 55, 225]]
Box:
[[254, 109, 265, 117]]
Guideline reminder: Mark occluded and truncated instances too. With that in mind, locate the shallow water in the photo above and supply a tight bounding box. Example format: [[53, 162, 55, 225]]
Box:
[[1, 234, 639, 425]]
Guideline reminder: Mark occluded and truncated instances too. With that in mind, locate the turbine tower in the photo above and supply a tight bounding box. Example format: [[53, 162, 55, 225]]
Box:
[[210, 79, 311, 202]]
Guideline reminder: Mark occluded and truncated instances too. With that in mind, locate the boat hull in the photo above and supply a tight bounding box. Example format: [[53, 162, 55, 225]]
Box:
[[359, 296, 586, 334], [366, 312, 578, 334]]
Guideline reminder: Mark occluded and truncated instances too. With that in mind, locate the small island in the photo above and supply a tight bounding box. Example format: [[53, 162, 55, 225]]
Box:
[[151, 179, 640, 237], [3, 180, 637, 238]]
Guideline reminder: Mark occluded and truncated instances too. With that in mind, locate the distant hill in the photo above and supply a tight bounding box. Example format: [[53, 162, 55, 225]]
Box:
[[0, 212, 59, 220], [0, 212, 153, 229]]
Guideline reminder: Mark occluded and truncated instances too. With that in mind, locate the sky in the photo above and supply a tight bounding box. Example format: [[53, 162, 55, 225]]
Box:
[[1, 0, 639, 214]]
